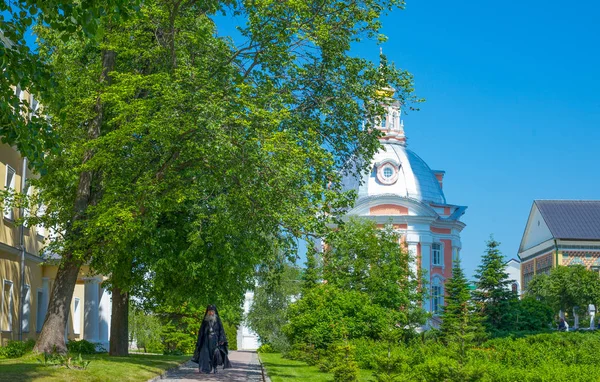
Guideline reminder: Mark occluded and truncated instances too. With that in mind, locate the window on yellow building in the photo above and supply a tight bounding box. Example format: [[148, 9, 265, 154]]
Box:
[[36, 289, 44, 332], [4, 165, 16, 220], [73, 298, 81, 335], [22, 285, 30, 333], [2, 280, 14, 332]]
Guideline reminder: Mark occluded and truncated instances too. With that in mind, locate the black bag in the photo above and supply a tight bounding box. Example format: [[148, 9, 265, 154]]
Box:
[[212, 346, 223, 366]]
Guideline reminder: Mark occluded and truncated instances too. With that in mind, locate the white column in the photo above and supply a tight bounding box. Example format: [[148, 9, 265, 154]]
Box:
[[84, 278, 100, 343], [573, 307, 579, 329], [98, 287, 111, 351], [420, 242, 432, 312], [407, 241, 418, 280]]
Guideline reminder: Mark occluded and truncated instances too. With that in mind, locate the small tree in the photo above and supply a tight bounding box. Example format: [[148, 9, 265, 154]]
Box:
[[247, 262, 301, 352], [472, 237, 518, 334], [440, 259, 485, 361], [301, 248, 321, 295]]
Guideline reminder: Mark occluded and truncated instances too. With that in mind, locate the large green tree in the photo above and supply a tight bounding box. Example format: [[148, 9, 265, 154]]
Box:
[[32, 0, 420, 355], [472, 237, 518, 334], [439, 259, 485, 361], [527, 265, 600, 320]]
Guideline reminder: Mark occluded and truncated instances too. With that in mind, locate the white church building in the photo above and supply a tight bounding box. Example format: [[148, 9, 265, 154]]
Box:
[[341, 92, 467, 316]]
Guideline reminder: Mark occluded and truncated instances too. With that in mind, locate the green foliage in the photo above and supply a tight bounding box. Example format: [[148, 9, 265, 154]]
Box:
[[257, 344, 276, 353], [332, 343, 359, 382], [322, 219, 423, 318], [162, 322, 196, 355], [37, 352, 91, 370], [129, 308, 164, 353], [473, 237, 518, 333], [66, 340, 97, 355], [223, 321, 238, 351], [440, 259, 486, 359], [247, 262, 301, 352], [513, 296, 554, 331], [302, 249, 321, 295], [527, 265, 600, 317], [0, 339, 36, 358], [0, 0, 138, 168], [284, 284, 396, 349]]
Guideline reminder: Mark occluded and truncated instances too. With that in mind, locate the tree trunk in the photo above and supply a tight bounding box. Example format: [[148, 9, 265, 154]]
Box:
[[109, 286, 129, 356], [33, 254, 81, 353], [34, 48, 115, 354]]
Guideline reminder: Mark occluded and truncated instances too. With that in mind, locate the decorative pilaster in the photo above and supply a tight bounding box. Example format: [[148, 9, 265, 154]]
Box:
[[98, 287, 111, 350], [83, 277, 100, 343]]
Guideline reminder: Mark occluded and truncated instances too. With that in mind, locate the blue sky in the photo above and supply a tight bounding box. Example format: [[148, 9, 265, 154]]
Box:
[[362, 0, 600, 277]]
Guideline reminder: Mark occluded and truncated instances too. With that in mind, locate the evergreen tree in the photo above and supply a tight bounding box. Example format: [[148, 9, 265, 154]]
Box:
[[440, 259, 485, 361], [473, 237, 518, 334], [301, 248, 321, 295]]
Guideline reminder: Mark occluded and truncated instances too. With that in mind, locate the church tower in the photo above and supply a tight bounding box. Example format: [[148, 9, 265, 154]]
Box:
[[342, 82, 467, 326]]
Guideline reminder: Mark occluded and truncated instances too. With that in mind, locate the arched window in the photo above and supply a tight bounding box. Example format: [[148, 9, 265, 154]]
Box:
[[431, 277, 444, 314], [511, 283, 518, 293], [432, 243, 443, 266], [391, 111, 398, 130]]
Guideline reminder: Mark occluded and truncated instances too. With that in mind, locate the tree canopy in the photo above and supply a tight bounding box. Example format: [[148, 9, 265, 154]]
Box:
[[29, 0, 420, 354]]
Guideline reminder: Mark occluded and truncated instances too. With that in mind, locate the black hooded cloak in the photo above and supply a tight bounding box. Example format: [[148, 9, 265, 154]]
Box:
[[192, 305, 232, 373]]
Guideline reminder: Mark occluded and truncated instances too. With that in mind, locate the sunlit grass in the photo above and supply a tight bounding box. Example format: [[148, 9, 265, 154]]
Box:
[[259, 352, 373, 382], [0, 352, 189, 382]]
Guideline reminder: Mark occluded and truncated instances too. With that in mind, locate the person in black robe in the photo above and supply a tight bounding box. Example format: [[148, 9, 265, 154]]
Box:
[[192, 304, 232, 373]]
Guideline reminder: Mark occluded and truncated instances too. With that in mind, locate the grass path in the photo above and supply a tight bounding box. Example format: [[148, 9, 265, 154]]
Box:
[[0, 353, 189, 382], [259, 353, 373, 382]]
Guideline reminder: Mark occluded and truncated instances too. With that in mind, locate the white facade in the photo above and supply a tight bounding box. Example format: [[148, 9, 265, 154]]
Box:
[[504, 259, 522, 296], [237, 291, 260, 350], [342, 93, 467, 317]]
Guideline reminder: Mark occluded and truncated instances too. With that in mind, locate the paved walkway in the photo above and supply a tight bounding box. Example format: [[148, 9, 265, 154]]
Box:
[[151, 351, 263, 382]]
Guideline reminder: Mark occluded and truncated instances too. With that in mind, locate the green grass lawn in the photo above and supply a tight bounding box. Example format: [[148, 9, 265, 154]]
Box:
[[259, 353, 373, 382], [0, 353, 189, 382]]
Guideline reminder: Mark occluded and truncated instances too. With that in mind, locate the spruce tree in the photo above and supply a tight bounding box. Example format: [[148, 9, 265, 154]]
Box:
[[473, 237, 518, 334], [440, 259, 485, 361], [301, 248, 321, 295]]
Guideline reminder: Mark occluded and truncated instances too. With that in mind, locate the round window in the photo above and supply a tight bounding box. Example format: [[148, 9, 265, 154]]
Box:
[[377, 163, 398, 185], [383, 167, 394, 179]]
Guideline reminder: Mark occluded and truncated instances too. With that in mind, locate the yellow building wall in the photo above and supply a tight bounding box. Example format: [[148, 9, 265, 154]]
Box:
[[0, 141, 101, 346]]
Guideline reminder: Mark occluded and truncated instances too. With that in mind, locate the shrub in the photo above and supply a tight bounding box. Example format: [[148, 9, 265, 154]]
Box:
[[0, 339, 36, 358], [162, 328, 195, 354], [257, 344, 275, 353], [146, 338, 166, 354], [331, 343, 359, 382], [283, 342, 327, 366], [283, 285, 395, 350], [67, 339, 97, 354]]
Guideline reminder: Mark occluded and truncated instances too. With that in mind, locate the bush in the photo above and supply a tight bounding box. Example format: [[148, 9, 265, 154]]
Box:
[[146, 338, 166, 354], [67, 339, 97, 354], [283, 285, 395, 350], [0, 339, 36, 358], [331, 343, 359, 382], [283, 343, 327, 366], [257, 344, 275, 353], [162, 327, 195, 355]]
